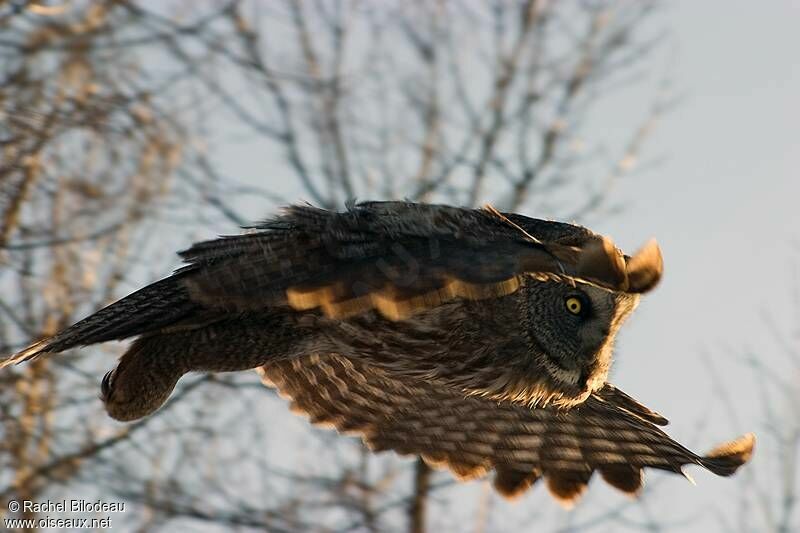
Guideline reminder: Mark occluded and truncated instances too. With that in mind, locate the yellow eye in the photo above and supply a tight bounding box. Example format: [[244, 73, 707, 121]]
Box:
[[565, 296, 583, 315]]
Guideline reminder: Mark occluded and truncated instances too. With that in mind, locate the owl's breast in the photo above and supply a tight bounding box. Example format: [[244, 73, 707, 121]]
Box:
[[313, 296, 596, 408]]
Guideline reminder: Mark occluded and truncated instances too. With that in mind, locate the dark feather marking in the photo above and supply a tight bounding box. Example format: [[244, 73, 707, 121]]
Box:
[[259, 353, 754, 504]]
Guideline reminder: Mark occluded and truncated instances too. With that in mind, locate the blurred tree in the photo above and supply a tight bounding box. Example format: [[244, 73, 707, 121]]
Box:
[[0, 1, 675, 531], [0, 0, 184, 528], [707, 292, 799, 533]]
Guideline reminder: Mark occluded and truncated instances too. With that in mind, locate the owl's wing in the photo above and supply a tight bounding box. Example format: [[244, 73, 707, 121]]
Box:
[[180, 201, 662, 320], [1, 201, 661, 367], [259, 353, 754, 506]]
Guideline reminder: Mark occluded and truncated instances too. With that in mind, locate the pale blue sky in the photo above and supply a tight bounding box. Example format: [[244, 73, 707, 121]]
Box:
[[600, 0, 798, 434], [585, 1, 799, 529]]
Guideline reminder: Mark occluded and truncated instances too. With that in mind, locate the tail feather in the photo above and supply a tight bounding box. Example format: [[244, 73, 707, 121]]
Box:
[[0, 274, 196, 368]]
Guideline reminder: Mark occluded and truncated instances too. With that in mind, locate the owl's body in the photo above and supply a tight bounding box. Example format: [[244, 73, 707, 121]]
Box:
[[315, 281, 638, 408], [1, 201, 753, 505]]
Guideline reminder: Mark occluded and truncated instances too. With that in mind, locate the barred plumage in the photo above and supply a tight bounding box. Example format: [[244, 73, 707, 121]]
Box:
[[259, 353, 753, 505], [0, 201, 753, 505]]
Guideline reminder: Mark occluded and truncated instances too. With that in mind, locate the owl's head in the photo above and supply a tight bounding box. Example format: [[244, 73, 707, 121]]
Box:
[[520, 278, 640, 407]]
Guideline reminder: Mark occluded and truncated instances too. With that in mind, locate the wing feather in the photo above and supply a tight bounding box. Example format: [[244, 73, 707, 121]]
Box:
[[180, 202, 660, 320], [259, 353, 754, 505], [1, 202, 663, 372], [0, 274, 196, 367]]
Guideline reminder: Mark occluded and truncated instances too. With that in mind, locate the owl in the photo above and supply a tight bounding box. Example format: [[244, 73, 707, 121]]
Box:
[[2, 201, 753, 505]]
